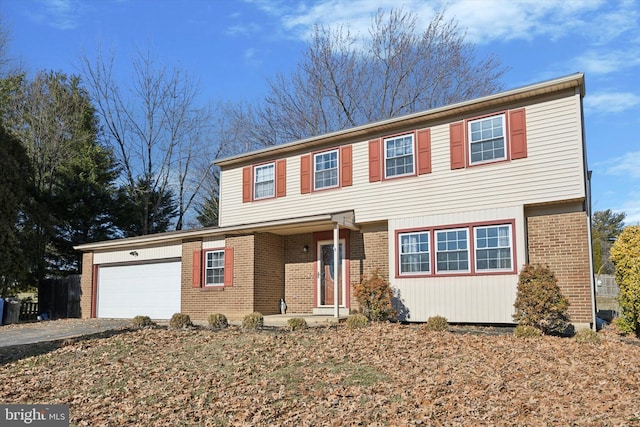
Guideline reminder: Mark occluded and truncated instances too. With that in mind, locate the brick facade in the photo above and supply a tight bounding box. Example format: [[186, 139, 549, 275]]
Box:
[[349, 227, 389, 312], [253, 233, 285, 314], [527, 211, 593, 325], [80, 252, 94, 319], [283, 233, 315, 313], [181, 236, 255, 321]]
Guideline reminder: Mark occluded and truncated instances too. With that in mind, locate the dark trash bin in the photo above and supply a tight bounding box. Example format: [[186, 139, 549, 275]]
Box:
[[3, 298, 20, 325], [0, 298, 4, 325]]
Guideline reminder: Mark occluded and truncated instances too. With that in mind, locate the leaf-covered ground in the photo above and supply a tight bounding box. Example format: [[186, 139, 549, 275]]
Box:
[[1, 323, 639, 426]]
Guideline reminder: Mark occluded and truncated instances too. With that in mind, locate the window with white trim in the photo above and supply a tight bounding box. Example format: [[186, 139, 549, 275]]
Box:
[[384, 133, 414, 177], [254, 163, 274, 199], [314, 150, 338, 190], [399, 231, 430, 275], [436, 228, 469, 273], [205, 250, 225, 286], [469, 114, 506, 164], [475, 225, 512, 271]]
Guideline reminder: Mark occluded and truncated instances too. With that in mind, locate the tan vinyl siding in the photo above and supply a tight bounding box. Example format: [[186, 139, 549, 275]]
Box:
[[219, 93, 585, 227], [93, 244, 182, 264]]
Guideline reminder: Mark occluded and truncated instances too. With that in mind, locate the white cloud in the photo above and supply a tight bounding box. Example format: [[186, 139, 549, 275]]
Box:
[[251, 0, 638, 49], [616, 191, 640, 225], [586, 92, 640, 113], [574, 50, 640, 75], [243, 48, 262, 66], [597, 151, 640, 179], [40, 0, 82, 30]]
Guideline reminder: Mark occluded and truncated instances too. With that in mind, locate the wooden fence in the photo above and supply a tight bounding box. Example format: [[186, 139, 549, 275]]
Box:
[[19, 300, 39, 321]]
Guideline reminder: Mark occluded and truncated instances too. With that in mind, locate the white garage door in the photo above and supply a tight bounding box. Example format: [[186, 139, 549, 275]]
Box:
[[97, 260, 181, 319]]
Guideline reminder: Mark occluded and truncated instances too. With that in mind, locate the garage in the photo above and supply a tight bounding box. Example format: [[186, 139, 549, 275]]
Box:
[[97, 260, 181, 319]]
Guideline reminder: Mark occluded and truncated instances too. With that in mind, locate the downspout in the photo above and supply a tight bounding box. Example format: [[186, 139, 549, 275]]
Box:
[[333, 222, 340, 318], [579, 87, 598, 330]]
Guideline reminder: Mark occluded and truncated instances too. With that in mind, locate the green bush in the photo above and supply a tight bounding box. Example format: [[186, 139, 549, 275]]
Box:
[[169, 313, 193, 329], [423, 315, 449, 332], [208, 313, 229, 329], [353, 269, 397, 321], [514, 325, 542, 338], [345, 313, 369, 329], [513, 264, 572, 335], [610, 225, 640, 337], [574, 329, 601, 344], [242, 312, 264, 330], [287, 317, 307, 331], [132, 315, 155, 328]]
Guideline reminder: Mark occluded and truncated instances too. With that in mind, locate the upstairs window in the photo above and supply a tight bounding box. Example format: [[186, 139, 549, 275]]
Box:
[[468, 114, 506, 164], [314, 150, 338, 190], [384, 134, 414, 178], [205, 250, 225, 286], [253, 163, 274, 199]]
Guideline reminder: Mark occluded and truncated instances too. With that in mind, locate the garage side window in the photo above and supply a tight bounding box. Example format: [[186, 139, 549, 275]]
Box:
[[205, 250, 225, 286]]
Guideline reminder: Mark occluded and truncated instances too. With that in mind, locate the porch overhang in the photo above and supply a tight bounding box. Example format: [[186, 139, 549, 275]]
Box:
[[74, 210, 359, 251]]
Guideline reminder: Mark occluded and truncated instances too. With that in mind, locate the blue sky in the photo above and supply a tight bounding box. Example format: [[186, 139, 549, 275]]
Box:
[[2, 0, 639, 224]]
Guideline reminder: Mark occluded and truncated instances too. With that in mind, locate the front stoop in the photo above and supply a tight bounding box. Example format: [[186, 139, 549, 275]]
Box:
[[263, 313, 346, 327]]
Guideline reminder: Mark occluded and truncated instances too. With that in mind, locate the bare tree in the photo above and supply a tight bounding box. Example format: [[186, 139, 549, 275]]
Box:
[[245, 8, 507, 146], [82, 50, 217, 233]]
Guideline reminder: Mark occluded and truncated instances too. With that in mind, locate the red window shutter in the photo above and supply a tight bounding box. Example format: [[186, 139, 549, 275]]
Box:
[[242, 166, 251, 203], [368, 139, 381, 182], [276, 159, 287, 197], [509, 108, 527, 160], [341, 145, 353, 187], [417, 129, 432, 175], [300, 154, 311, 194], [449, 122, 465, 170], [192, 250, 202, 288], [223, 247, 234, 287]]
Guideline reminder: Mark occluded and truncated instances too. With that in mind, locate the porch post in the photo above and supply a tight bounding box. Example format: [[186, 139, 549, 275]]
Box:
[[333, 222, 339, 318]]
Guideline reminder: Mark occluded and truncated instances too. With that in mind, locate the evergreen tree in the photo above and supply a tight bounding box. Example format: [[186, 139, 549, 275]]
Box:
[[0, 124, 34, 296]]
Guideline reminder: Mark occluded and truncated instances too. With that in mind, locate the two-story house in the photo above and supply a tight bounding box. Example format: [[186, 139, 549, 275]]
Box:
[[76, 73, 596, 329]]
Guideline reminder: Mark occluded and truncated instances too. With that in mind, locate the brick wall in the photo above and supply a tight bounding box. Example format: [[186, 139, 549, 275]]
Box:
[[351, 227, 389, 312], [527, 211, 593, 324], [253, 233, 284, 315], [80, 251, 94, 319], [283, 233, 315, 313], [181, 235, 256, 321]]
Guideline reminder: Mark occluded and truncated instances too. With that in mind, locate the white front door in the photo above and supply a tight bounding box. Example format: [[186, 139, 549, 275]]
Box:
[[317, 239, 346, 307]]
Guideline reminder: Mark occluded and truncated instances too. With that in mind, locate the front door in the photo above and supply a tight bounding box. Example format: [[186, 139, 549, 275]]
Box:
[[317, 239, 346, 307]]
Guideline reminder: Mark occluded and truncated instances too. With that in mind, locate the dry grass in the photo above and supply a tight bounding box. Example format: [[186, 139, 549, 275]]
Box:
[[1, 323, 639, 426]]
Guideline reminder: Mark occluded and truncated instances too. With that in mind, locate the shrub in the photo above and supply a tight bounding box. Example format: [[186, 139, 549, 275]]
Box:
[[345, 313, 369, 329], [513, 264, 572, 335], [287, 317, 307, 331], [423, 315, 449, 332], [208, 313, 229, 329], [242, 312, 264, 330], [353, 269, 397, 321], [574, 329, 601, 344], [169, 313, 193, 329], [514, 325, 542, 338], [132, 315, 155, 328], [610, 225, 640, 337]]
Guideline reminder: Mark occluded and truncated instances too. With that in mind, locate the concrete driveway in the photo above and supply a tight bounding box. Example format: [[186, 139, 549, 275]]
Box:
[[0, 318, 131, 348]]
